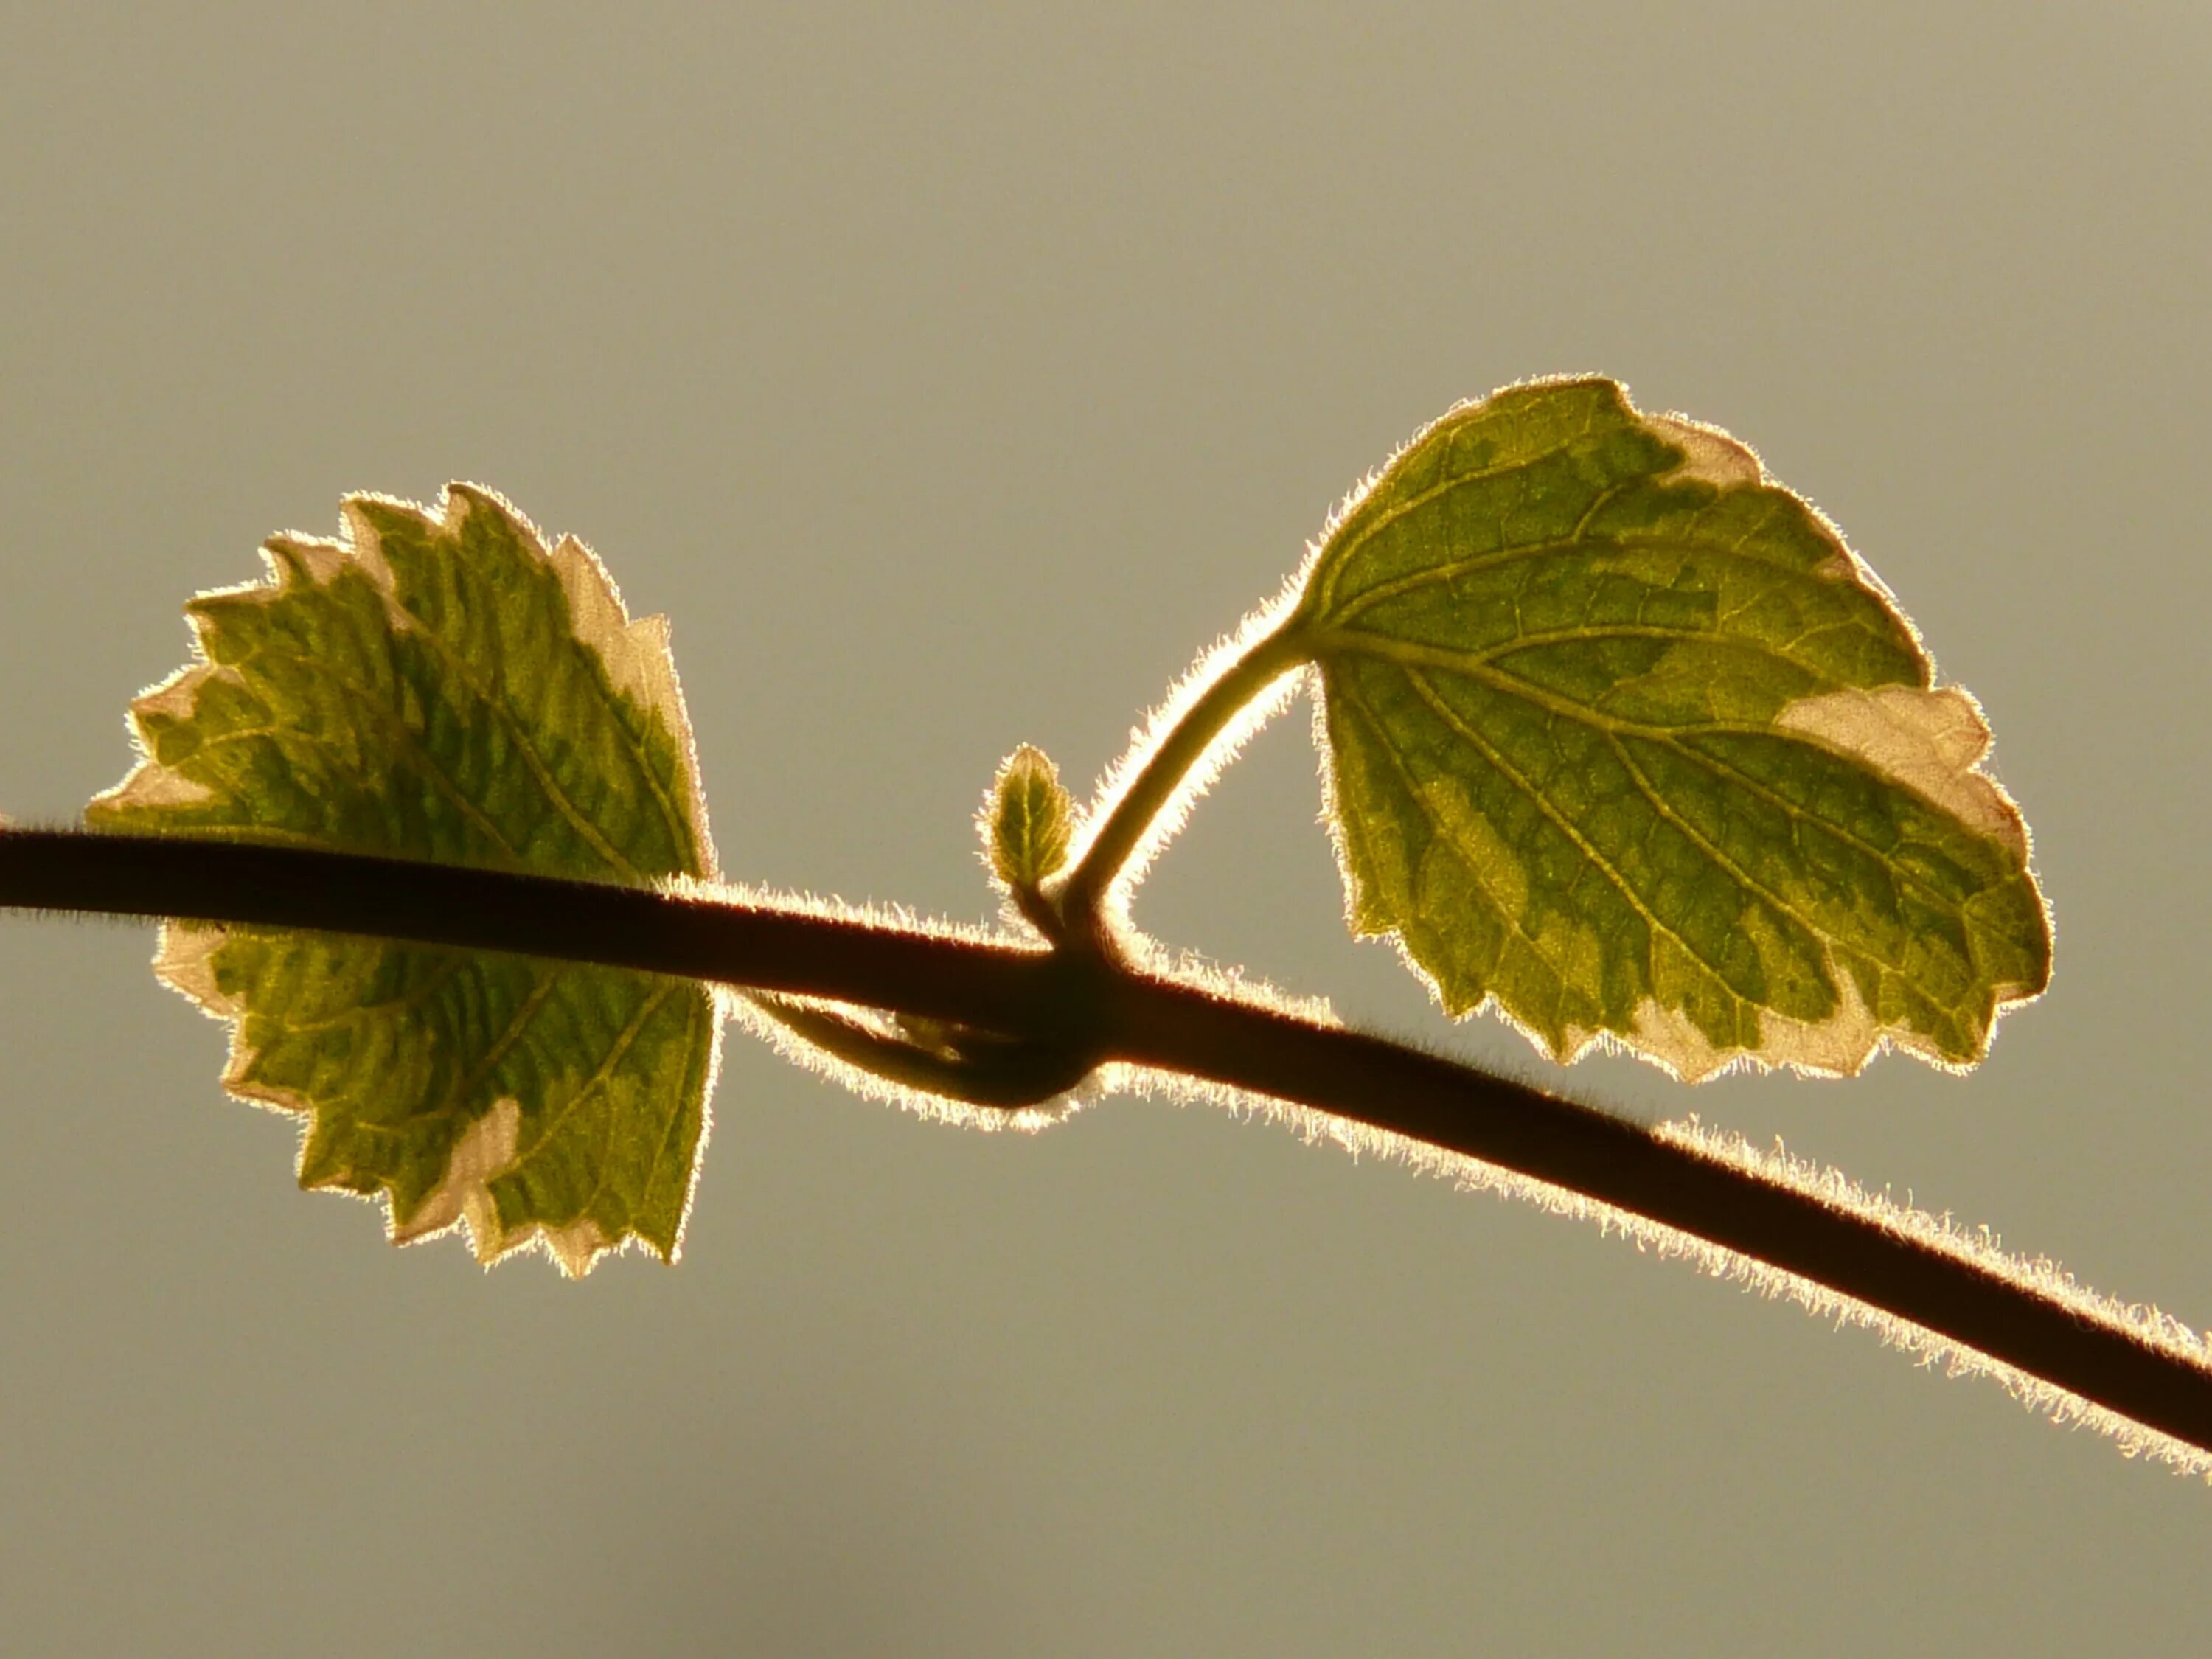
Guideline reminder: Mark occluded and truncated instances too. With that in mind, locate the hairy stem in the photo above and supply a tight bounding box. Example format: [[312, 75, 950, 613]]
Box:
[[1054, 618, 1309, 929], [4, 825, 2210, 1458]]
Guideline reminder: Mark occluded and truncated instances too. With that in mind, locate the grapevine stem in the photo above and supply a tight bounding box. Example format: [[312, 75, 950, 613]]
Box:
[[4, 824, 2211, 1460]]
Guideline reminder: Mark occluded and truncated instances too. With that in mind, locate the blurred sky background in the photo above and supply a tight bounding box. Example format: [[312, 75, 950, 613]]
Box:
[[4, 4, 2210, 1653]]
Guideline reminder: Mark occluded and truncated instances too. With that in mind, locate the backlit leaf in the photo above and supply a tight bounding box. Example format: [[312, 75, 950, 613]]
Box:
[[1293, 378, 2050, 1079], [987, 743, 1072, 892], [88, 487, 721, 1272]]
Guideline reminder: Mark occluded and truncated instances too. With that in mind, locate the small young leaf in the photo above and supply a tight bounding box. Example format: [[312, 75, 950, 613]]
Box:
[[1294, 378, 2050, 1079], [988, 743, 1073, 892], [88, 487, 721, 1272]]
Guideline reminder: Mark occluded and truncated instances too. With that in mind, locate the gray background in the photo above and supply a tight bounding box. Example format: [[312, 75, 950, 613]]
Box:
[[3, 3, 2208, 1653]]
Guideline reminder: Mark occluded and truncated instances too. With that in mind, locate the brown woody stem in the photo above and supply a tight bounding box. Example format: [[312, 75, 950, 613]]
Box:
[[4, 824, 2209, 1457]]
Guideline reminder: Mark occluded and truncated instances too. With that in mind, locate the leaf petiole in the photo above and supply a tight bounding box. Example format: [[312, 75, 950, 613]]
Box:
[[1051, 616, 1311, 939]]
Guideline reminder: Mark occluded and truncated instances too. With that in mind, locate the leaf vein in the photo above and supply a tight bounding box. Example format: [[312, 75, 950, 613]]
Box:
[[1399, 665, 1745, 1004], [1321, 529, 1853, 632], [509, 981, 680, 1195], [394, 619, 647, 883], [1335, 674, 1565, 1002]]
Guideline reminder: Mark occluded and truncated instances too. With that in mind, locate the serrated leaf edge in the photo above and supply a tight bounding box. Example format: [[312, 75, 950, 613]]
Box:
[[1295, 376, 2051, 1082], [94, 485, 723, 1272]]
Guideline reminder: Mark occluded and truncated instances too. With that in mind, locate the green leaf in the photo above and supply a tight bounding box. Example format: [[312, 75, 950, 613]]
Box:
[[88, 486, 721, 1272], [1293, 377, 2050, 1079], [987, 743, 1072, 892]]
